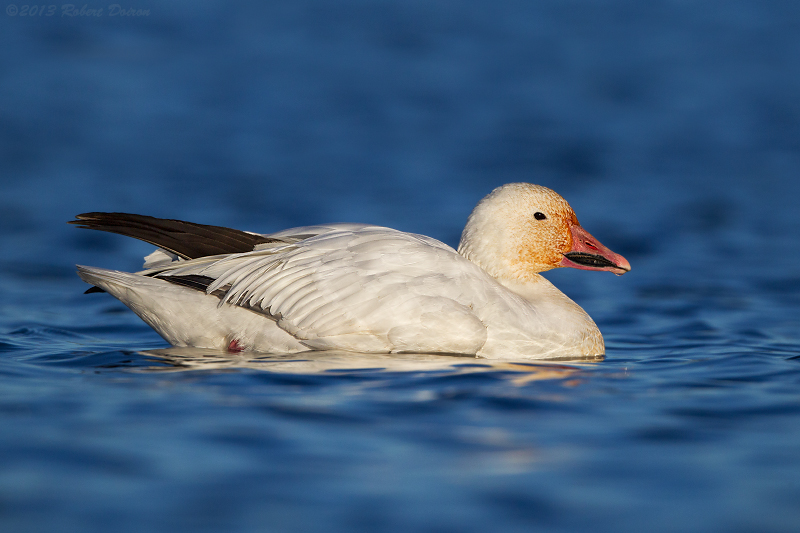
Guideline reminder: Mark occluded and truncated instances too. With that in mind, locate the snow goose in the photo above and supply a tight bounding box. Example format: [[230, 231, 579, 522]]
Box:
[[71, 183, 629, 359]]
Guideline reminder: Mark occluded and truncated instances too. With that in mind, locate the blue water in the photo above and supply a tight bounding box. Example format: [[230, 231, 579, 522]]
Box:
[[2, 1, 800, 531]]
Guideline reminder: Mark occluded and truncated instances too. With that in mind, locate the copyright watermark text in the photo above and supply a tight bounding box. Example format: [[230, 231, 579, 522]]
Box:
[[6, 4, 150, 16]]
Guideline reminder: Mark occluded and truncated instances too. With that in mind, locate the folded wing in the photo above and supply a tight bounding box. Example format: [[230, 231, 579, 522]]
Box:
[[155, 226, 492, 354]]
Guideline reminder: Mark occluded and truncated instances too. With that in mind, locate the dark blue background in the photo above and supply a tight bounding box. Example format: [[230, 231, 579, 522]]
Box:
[[1, 2, 800, 532]]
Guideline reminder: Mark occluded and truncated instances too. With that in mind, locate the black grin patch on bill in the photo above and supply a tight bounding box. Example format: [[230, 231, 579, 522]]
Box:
[[563, 252, 619, 269]]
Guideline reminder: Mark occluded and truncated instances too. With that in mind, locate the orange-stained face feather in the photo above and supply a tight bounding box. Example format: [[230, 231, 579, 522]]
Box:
[[504, 188, 580, 279]]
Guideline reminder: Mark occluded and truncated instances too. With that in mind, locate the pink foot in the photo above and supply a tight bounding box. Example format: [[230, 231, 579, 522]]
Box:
[[227, 339, 245, 353]]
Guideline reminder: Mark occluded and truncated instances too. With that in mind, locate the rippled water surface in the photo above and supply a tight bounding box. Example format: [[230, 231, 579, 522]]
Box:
[[2, 1, 800, 532]]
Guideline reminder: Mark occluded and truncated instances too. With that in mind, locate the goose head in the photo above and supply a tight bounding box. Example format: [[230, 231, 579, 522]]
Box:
[[457, 183, 630, 282]]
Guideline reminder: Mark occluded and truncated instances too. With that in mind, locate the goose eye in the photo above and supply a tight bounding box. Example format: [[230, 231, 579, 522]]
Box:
[[534, 212, 547, 221]]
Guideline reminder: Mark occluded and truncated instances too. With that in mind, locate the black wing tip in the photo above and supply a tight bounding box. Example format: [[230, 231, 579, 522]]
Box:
[[68, 211, 285, 260], [69, 212, 95, 226], [159, 274, 215, 292], [84, 286, 106, 294], [72, 212, 107, 219], [70, 212, 158, 224], [69, 212, 132, 228]]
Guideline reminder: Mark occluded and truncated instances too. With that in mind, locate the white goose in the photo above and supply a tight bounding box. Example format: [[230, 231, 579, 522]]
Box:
[[72, 183, 629, 359]]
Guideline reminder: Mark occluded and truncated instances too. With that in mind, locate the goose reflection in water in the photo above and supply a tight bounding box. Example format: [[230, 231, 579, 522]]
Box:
[[137, 347, 601, 386]]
